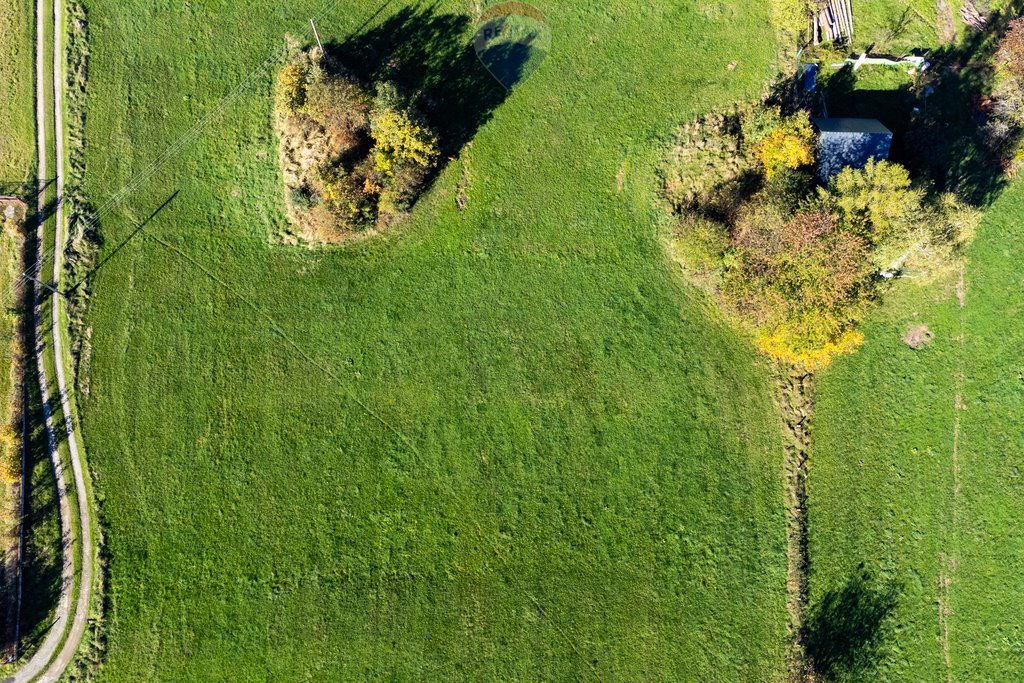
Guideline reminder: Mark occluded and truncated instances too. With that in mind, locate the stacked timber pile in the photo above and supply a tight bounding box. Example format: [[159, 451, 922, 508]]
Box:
[[961, 1, 986, 30], [812, 0, 854, 44]]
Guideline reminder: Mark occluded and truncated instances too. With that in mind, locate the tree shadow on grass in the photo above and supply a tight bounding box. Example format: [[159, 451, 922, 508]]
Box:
[[64, 191, 177, 296], [327, 4, 520, 158], [0, 180, 38, 199], [804, 569, 900, 681], [14, 368, 63, 658], [898, 0, 1024, 205], [904, 44, 1003, 205]]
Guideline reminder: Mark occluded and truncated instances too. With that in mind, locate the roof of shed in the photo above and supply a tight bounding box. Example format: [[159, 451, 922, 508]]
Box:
[[812, 118, 893, 181], [812, 117, 893, 136]]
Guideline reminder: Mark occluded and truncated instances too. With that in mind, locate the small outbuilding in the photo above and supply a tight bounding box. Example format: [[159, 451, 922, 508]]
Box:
[[812, 117, 893, 182]]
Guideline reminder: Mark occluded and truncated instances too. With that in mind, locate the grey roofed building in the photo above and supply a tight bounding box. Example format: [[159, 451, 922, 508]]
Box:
[[812, 117, 893, 182]]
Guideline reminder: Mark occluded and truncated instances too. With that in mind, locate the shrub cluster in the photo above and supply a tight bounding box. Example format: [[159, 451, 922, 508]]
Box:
[[769, 0, 814, 41], [274, 49, 438, 241], [664, 105, 977, 370], [662, 106, 815, 216], [753, 114, 816, 179]]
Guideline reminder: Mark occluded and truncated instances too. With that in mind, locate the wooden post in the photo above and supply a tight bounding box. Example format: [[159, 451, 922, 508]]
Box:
[[310, 18, 324, 52]]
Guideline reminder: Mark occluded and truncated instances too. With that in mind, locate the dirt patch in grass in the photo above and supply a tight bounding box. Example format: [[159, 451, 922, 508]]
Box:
[[903, 324, 935, 349]]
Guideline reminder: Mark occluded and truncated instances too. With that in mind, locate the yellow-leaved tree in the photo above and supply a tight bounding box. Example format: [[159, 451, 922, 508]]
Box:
[[0, 425, 18, 484], [369, 106, 438, 176], [275, 62, 308, 115], [754, 114, 816, 178]]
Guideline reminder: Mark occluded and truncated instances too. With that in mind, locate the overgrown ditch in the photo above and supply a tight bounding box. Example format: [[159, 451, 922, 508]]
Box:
[[0, 200, 30, 662], [776, 364, 815, 682], [62, 0, 100, 400], [62, 4, 107, 680]]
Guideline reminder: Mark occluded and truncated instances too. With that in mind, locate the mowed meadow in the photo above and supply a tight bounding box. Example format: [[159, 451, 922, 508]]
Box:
[[810, 181, 1024, 680], [808, 3, 1024, 679], [78, 0, 789, 679]]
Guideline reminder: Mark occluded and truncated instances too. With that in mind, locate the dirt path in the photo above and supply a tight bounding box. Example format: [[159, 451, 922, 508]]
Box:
[[939, 265, 967, 683], [39, 0, 95, 673], [4, 0, 93, 678], [777, 367, 814, 682]]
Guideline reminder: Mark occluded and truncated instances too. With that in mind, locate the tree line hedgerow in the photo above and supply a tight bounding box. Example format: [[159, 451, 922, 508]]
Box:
[[661, 99, 978, 370]]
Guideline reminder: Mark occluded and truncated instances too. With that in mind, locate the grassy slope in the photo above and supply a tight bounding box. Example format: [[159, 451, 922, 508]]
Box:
[[950, 183, 1024, 676], [810, 270, 959, 679], [812, 152, 1024, 679], [812, 2, 1024, 678], [848, 0, 1008, 50], [0, 0, 33, 184], [79, 0, 788, 679], [852, 0, 942, 51], [842, 0, 1012, 52]]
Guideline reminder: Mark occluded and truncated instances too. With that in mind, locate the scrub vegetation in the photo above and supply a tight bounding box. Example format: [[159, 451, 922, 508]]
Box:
[[274, 46, 438, 242], [661, 105, 977, 369], [0, 204, 27, 489], [0, 203, 26, 656], [0, 0, 34, 662], [662, 3, 1024, 680]]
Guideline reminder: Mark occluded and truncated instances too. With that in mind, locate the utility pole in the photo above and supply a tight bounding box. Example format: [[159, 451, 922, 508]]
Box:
[[310, 18, 324, 52]]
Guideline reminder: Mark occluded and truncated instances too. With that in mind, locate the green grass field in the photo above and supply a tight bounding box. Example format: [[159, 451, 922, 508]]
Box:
[[0, 0, 33, 184], [811, 180, 1024, 680], [77, 0, 791, 679], [830, 0, 1015, 52], [844, 0, 998, 51], [809, 6, 1024, 677], [810, 188, 1024, 680]]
